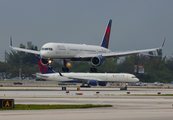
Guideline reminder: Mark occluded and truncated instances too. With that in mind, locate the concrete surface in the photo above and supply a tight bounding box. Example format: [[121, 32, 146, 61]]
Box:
[[0, 87, 173, 120]]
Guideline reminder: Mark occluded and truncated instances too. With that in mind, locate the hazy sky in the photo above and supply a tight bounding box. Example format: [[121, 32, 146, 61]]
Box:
[[0, 0, 173, 61]]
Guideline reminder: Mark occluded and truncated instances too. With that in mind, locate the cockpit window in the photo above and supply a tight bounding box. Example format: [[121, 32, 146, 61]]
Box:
[[41, 48, 53, 51], [132, 76, 137, 78]]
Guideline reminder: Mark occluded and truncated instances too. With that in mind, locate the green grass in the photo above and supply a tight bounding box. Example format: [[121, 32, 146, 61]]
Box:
[[0, 104, 112, 110]]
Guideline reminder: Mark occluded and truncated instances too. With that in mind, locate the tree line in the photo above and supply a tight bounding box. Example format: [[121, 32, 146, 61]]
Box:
[[0, 42, 173, 83]]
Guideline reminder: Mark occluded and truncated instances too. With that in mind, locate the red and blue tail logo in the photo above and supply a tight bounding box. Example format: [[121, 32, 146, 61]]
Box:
[[36, 56, 55, 74], [100, 19, 112, 48]]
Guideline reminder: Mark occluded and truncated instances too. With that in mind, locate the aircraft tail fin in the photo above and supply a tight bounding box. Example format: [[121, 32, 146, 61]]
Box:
[[58, 70, 63, 76], [36, 56, 55, 74], [100, 19, 112, 48], [10, 36, 12, 47]]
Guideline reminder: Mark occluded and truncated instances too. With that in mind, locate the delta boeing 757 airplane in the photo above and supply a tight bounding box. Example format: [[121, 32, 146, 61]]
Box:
[[10, 19, 165, 72], [35, 56, 139, 87]]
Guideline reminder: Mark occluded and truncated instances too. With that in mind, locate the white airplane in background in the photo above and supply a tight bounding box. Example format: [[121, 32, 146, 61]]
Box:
[[10, 19, 165, 72], [35, 56, 139, 87]]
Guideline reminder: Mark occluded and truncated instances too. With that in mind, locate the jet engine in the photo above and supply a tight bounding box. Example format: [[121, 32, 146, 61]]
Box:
[[88, 80, 98, 86], [98, 81, 107, 86], [91, 56, 105, 67], [41, 58, 53, 66]]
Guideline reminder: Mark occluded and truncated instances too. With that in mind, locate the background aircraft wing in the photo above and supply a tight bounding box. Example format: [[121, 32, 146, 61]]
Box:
[[34, 73, 49, 78], [58, 71, 102, 82], [10, 37, 40, 55], [66, 76, 101, 82]]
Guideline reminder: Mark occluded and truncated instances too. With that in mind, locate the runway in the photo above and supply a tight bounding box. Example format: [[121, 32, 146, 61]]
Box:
[[0, 87, 173, 120]]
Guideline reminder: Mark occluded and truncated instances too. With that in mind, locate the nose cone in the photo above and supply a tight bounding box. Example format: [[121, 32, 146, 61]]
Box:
[[40, 50, 48, 58], [135, 78, 139, 82], [129, 75, 139, 82], [40, 43, 55, 58]]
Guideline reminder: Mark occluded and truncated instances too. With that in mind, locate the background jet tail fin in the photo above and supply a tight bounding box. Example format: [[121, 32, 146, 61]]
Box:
[[58, 71, 63, 76], [36, 56, 55, 74], [10, 36, 12, 47], [100, 19, 112, 48]]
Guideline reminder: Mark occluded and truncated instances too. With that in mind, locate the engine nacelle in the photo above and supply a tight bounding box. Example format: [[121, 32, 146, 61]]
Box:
[[41, 58, 53, 66], [98, 81, 107, 86], [88, 80, 98, 86], [91, 56, 105, 67]]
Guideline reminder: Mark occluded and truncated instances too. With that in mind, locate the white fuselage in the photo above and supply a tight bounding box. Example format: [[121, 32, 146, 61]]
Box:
[[36, 72, 139, 83], [40, 43, 111, 59]]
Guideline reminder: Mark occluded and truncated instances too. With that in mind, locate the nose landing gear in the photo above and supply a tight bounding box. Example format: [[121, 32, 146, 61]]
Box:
[[62, 59, 69, 72]]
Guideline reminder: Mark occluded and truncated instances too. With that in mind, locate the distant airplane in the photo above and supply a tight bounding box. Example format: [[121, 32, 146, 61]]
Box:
[[10, 19, 165, 72], [35, 56, 139, 87]]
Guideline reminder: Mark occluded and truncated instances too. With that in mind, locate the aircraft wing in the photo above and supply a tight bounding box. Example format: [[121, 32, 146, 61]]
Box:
[[9, 37, 40, 55], [33, 73, 49, 78], [11, 46, 40, 55], [66, 76, 101, 82], [58, 71, 102, 82], [78, 38, 165, 58], [76, 47, 160, 58], [101, 47, 160, 58]]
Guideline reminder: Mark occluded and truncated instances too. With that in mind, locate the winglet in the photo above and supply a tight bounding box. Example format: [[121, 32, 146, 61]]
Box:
[[100, 19, 112, 48], [161, 37, 166, 48], [158, 37, 166, 50], [58, 71, 63, 76], [10, 36, 12, 47]]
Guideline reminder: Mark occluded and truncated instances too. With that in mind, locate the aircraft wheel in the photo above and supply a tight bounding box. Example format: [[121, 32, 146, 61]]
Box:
[[90, 68, 95, 72], [90, 68, 97, 72], [62, 67, 69, 72], [94, 68, 97, 72], [62, 67, 65, 72], [48, 66, 53, 70], [90, 68, 93, 72], [66, 67, 69, 72]]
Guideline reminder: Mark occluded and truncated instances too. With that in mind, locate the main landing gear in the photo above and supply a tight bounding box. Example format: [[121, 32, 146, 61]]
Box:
[[62, 59, 69, 72], [62, 67, 69, 72], [62, 60, 97, 73], [120, 83, 128, 90], [80, 82, 91, 87], [90, 67, 97, 72]]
